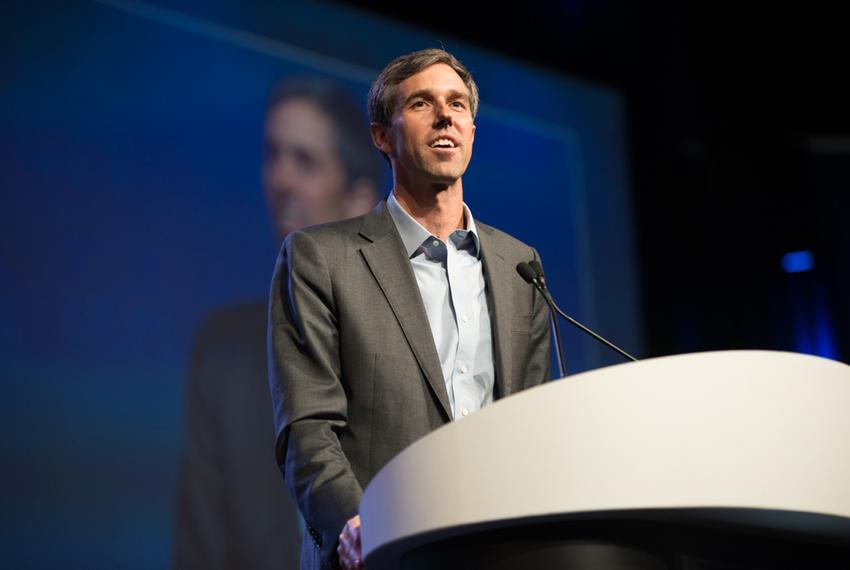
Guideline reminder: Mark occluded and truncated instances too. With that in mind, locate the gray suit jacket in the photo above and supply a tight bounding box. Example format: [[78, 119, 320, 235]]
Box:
[[268, 199, 551, 569]]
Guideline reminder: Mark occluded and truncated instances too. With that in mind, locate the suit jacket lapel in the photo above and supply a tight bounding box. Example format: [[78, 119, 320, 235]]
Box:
[[478, 226, 514, 400], [358, 201, 453, 421]]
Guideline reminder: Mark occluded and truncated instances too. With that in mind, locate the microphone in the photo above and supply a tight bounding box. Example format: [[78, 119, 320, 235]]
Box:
[[516, 261, 638, 375], [516, 261, 567, 377], [516, 261, 540, 287], [528, 260, 546, 288]]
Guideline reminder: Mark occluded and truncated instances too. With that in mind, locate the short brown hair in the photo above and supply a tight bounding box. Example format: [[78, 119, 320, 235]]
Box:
[[367, 48, 479, 161]]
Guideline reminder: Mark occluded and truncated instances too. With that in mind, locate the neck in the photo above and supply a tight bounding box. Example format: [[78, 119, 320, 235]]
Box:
[[392, 178, 465, 242]]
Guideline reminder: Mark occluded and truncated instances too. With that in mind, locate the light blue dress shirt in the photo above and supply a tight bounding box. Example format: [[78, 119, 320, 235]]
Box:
[[386, 192, 494, 421]]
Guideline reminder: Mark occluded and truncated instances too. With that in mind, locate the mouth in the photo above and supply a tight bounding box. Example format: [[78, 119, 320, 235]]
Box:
[[427, 135, 460, 151], [429, 145, 458, 154]]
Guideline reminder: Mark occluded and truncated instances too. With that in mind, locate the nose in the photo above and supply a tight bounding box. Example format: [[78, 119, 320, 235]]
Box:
[[434, 100, 453, 127], [266, 152, 299, 195], [265, 161, 299, 199]]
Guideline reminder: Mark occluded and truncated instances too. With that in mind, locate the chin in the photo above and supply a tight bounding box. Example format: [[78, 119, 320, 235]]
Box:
[[428, 166, 463, 180], [427, 175, 458, 187]]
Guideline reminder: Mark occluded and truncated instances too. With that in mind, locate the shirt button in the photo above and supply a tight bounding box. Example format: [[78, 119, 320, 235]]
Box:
[[462, 314, 469, 323], [460, 365, 468, 374], [432, 239, 439, 246], [462, 408, 469, 416]]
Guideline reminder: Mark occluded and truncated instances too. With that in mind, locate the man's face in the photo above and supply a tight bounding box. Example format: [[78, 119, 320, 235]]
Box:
[[376, 63, 476, 187], [263, 98, 348, 238]]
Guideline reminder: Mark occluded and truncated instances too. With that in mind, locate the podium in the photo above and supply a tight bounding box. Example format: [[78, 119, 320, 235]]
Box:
[[360, 350, 850, 569]]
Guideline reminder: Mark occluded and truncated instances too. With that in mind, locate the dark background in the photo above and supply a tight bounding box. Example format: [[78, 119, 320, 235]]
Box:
[[343, 0, 850, 361], [2, 1, 848, 568]]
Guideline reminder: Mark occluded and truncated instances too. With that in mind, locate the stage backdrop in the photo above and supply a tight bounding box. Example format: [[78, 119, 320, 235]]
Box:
[[1, 0, 639, 567]]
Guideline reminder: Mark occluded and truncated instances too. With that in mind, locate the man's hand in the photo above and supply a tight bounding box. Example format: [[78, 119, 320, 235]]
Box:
[[337, 515, 364, 569]]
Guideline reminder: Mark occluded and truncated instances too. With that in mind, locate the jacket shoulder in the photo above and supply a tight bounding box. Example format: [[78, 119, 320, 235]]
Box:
[[291, 214, 367, 247], [275, 213, 371, 271], [476, 221, 540, 261]]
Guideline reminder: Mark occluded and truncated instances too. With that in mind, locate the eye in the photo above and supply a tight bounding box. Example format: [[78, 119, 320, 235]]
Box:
[[451, 101, 466, 109], [294, 149, 318, 172], [412, 100, 427, 108]]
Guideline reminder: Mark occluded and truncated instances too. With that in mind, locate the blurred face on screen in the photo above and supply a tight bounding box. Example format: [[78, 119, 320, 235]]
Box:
[[374, 63, 476, 189], [263, 98, 349, 238]]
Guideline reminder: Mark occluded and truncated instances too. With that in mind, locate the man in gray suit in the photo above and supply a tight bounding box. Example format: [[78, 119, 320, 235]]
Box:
[[268, 48, 552, 570]]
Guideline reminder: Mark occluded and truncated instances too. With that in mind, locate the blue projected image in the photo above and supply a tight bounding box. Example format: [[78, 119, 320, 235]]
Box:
[[1, 1, 637, 568]]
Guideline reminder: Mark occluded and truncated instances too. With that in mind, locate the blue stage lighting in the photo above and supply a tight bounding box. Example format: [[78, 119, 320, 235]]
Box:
[[781, 250, 815, 273]]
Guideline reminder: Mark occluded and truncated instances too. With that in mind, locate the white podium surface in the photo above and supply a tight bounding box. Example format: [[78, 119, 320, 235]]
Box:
[[360, 350, 850, 565]]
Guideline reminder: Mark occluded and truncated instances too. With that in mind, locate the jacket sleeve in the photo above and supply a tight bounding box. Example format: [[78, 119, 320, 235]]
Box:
[[525, 246, 553, 386], [267, 230, 362, 569]]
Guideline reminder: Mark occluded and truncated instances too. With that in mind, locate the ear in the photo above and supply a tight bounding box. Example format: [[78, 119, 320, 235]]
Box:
[[370, 122, 393, 156], [471, 123, 476, 143], [345, 177, 379, 217]]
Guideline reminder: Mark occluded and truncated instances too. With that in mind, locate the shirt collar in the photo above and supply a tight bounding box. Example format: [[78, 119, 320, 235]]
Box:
[[386, 191, 480, 258]]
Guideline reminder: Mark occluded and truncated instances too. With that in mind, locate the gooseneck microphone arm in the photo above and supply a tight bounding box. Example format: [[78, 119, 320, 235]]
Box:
[[516, 261, 638, 370]]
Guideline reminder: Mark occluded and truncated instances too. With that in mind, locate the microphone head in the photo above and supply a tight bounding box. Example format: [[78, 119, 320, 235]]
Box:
[[516, 261, 538, 284], [528, 260, 544, 279]]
